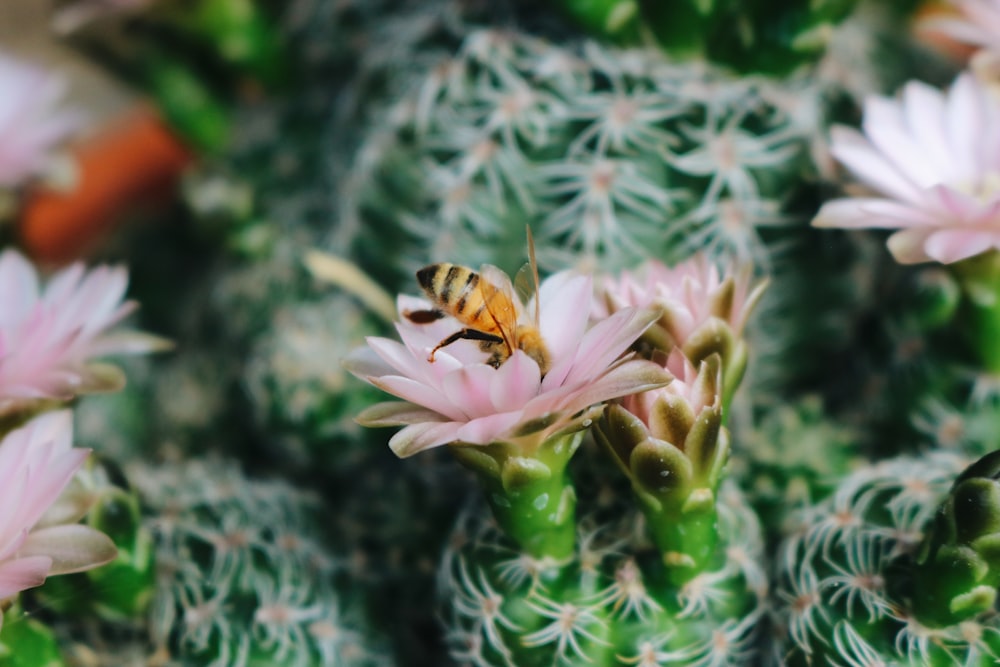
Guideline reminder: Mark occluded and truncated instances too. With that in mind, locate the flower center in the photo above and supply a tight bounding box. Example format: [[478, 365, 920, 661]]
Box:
[[956, 171, 1000, 203]]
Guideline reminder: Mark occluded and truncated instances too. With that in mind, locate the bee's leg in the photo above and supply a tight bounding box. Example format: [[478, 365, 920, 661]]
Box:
[[404, 308, 446, 324], [429, 329, 504, 362]]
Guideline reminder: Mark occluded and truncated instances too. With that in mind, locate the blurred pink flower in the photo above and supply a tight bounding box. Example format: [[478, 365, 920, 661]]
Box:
[[53, 0, 157, 34], [921, 0, 1000, 53], [346, 270, 670, 457], [0, 249, 168, 418], [813, 73, 1000, 264], [0, 411, 117, 626], [0, 53, 79, 188]]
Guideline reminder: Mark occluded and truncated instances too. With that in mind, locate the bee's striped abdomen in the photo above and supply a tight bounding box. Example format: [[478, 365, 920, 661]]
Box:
[[416, 264, 487, 322]]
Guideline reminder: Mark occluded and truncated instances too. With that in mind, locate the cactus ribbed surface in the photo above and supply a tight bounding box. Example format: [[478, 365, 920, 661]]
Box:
[[773, 450, 1000, 666], [347, 28, 812, 290], [440, 482, 766, 666], [130, 458, 388, 667]]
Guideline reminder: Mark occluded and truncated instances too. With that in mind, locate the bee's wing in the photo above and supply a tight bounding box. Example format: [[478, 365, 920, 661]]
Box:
[[513, 263, 538, 318], [479, 264, 520, 352], [516, 226, 542, 326]]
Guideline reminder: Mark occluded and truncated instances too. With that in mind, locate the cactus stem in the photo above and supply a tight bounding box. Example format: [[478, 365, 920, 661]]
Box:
[[452, 432, 583, 560], [646, 497, 720, 585]]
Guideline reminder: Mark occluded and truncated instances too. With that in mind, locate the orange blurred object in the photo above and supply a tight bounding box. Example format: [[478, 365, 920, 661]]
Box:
[[19, 106, 194, 265], [913, 0, 979, 62]]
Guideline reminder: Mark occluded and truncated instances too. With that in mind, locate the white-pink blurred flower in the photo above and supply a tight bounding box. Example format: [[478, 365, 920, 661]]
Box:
[[0, 411, 117, 626], [813, 73, 1000, 264], [53, 0, 157, 34], [346, 270, 671, 457], [921, 1, 1000, 54], [0, 249, 169, 418], [0, 53, 79, 189]]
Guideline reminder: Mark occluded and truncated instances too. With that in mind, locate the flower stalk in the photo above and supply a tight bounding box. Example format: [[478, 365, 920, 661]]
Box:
[[953, 250, 1000, 374], [594, 354, 728, 584], [451, 428, 588, 560]]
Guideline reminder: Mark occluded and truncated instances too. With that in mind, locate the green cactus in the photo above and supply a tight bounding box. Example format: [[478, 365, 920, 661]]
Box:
[[31, 459, 156, 624], [346, 28, 813, 291], [546, 0, 863, 75], [0, 605, 64, 667], [639, 0, 861, 75], [128, 458, 388, 667], [772, 449, 1000, 666], [732, 395, 861, 540], [913, 393, 1000, 459], [242, 294, 390, 470], [439, 481, 767, 666]]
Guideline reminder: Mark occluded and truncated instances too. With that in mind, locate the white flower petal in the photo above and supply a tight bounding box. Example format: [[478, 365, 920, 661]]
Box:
[[389, 422, 462, 457], [887, 228, 935, 264], [356, 401, 449, 427], [812, 198, 936, 229], [830, 126, 923, 203], [924, 228, 999, 264]]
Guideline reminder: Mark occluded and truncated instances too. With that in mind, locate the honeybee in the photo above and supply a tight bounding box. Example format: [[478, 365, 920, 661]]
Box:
[[404, 232, 551, 376]]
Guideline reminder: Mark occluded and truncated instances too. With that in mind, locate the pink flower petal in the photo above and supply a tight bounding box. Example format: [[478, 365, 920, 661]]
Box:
[[455, 411, 526, 444], [490, 350, 542, 413], [0, 555, 51, 599], [356, 401, 450, 427], [548, 358, 672, 415], [923, 229, 999, 264], [537, 272, 591, 363], [369, 375, 467, 421], [367, 336, 431, 380], [549, 306, 660, 390], [442, 364, 500, 418], [0, 249, 155, 408]]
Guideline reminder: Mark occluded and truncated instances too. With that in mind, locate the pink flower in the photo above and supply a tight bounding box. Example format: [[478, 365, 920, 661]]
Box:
[[813, 73, 1000, 264], [622, 350, 720, 443], [0, 53, 79, 188], [595, 255, 763, 352], [346, 270, 671, 457], [0, 249, 168, 418], [0, 411, 117, 626]]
